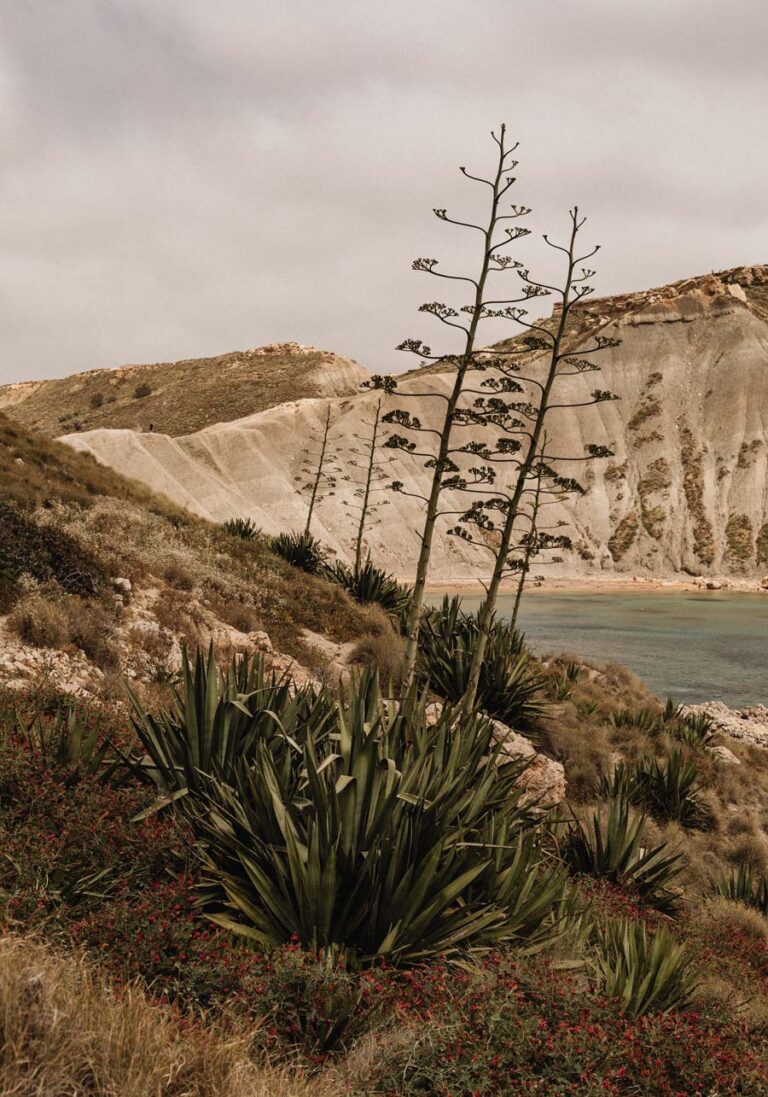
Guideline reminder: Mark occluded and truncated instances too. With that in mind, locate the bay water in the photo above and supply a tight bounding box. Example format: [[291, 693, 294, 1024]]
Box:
[[434, 591, 768, 709]]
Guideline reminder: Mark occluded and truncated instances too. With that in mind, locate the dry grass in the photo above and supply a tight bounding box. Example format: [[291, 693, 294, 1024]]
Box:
[[0, 934, 333, 1097], [0, 411, 181, 516]]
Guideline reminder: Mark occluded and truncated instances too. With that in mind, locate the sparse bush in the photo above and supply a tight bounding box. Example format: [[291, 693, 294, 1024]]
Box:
[[89, 392, 104, 409], [348, 626, 406, 686], [607, 512, 639, 561], [9, 593, 119, 669], [66, 599, 119, 669], [163, 559, 195, 591], [269, 530, 327, 574], [134, 382, 152, 399], [591, 918, 698, 1017], [563, 796, 683, 913]]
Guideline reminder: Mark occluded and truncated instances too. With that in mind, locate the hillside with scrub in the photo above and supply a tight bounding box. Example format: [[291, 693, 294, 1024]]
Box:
[[4, 399, 768, 1093], [3, 127, 768, 1096]]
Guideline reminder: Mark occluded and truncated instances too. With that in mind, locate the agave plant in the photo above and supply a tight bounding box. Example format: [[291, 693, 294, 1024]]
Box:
[[417, 597, 544, 731], [716, 865, 768, 916], [591, 918, 698, 1017], [326, 557, 411, 615], [17, 701, 118, 785], [194, 670, 566, 964], [124, 646, 335, 807], [608, 707, 661, 734], [269, 530, 328, 573], [600, 750, 709, 830], [563, 796, 683, 914], [221, 516, 260, 540], [671, 710, 716, 749]]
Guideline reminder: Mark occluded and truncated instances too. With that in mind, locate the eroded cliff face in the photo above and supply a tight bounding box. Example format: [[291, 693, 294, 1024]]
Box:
[[60, 265, 768, 581]]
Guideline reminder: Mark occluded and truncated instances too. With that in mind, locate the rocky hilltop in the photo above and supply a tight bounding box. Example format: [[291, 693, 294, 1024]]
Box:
[[0, 342, 368, 437], [24, 264, 768, 581]]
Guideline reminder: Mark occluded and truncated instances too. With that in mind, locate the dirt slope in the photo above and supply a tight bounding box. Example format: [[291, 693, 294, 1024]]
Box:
[[0, 343, 368, 437], [59, 264, 768, 581]]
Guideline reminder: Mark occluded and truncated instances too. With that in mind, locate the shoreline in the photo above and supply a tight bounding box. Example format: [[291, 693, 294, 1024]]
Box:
[[419, 575, 768, 597]]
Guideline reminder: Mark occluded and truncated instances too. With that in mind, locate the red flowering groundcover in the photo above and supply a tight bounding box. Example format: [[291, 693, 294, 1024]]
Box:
[[1, 692, 767, 1094]]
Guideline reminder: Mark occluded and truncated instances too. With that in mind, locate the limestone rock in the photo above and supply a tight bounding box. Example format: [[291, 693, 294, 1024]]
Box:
[[682, 702, 768, 750], [707, 743, 741, 765], [490, 719, 567, 806]]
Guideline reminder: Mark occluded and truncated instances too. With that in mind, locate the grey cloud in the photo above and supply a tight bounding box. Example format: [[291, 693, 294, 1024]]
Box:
[[0, 0, 766, 385]]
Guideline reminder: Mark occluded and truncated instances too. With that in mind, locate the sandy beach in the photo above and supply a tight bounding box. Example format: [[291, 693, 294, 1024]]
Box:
[[421, 575, 768, 596]]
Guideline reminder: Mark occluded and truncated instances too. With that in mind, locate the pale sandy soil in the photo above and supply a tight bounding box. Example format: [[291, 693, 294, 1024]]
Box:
[[421, 575, 768, 596]]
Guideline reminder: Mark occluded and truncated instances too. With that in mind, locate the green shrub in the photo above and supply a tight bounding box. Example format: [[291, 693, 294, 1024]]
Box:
[[268, 530, 327, 574], [601, 749, 710, 830], [716, 865, 768, 916], [563, 796, 683, 913], [134, 382, 152, 399], [326, 557, 410, 614], [591, 918, 698, 1017], [417, 597, 543, 731], [221, 517, 260, 540], [194, 669, 566, 963]]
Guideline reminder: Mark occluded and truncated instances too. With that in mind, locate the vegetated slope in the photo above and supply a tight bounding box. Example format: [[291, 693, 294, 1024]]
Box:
[[0, 342, 369, 437], [0, 411, 389, 693], [61, 264, 768, 581]]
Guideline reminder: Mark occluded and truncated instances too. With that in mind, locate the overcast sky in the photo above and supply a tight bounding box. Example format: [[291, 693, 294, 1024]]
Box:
[[1, 0, 766, 385]]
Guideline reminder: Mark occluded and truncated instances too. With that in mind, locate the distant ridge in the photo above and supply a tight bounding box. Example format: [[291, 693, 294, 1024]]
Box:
[[0, 342, 369, 437]]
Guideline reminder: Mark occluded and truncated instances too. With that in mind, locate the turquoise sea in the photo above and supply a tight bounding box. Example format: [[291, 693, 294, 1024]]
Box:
[[437, 592, 768, 709]]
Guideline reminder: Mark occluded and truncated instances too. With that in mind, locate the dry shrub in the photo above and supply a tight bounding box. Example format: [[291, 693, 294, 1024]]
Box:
[[163, 559, 195, 591], [539, 716, 612, 801], [0, 934, 332, 1097], [210, 595, 261, 635], [8, 593, 119, 670], [9, 595, 69, 649], [154, 588, 205, 648], [724, 831, 768, 875], [348, 626, 406, 688], [698, 896, 768, 942]]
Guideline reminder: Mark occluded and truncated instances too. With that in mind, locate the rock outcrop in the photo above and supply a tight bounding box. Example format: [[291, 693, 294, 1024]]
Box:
[[683, 701, 768, 750]]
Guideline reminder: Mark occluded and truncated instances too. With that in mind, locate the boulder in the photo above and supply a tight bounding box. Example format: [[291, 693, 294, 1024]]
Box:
[[490, 720, 566, 806], [707, 743, 741, 766]]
